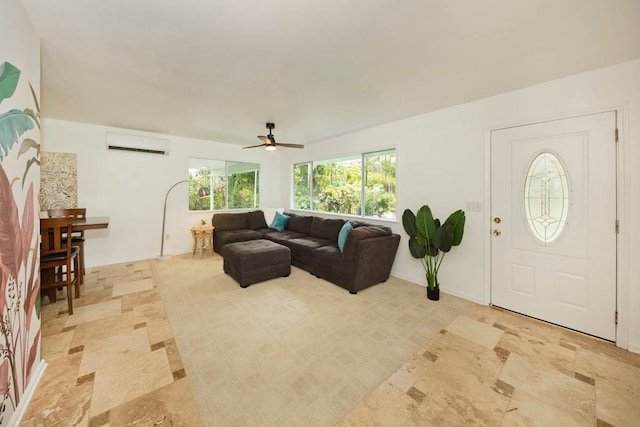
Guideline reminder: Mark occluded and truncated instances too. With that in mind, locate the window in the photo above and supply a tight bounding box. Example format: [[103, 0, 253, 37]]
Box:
[[227, 161, 260, 209], [313, 155, 362, 216], [364, 150, 396, 218], [293, 163, 311, 209], [293, 149, 396, 220], [189, 159, 259, 211], [523, 151, 570, 244]]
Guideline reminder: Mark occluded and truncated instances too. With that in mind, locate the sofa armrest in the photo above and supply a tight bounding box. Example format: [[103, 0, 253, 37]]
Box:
[[348, 233, 401, 293], [342, 226, 392, 262]]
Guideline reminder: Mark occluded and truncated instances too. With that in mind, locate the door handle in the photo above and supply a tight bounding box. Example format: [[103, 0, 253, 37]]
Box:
[[494, 217, 502, 224], [493, 230, 502, 236]]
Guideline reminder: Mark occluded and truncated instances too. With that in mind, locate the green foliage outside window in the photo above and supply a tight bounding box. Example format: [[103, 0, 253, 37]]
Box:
[[228, 170, 259, 209], [364, 151, 396, 217], [293, 149, 396, 219], [312, 158, 362, 215], [293, 163, 310, 209], [188, 159, 259, 211], [212, 176, 226, 209]]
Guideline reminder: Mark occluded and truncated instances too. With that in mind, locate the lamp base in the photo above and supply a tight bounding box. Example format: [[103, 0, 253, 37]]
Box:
[[156, 254, 174, 261]]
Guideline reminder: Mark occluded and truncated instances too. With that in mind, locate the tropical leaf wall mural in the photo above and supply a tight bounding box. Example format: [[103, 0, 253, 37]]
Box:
[[0, 59, 41, 426], [0, 109, 34, 161], [0, 62, 20, 101]]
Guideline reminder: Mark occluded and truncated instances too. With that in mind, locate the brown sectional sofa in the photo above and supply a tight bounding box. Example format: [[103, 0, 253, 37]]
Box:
[[212, 210, 401, 294]]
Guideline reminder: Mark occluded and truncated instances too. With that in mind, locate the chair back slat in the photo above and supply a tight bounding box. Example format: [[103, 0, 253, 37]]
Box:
[[40, 217, 73, 256], [40, 216, 79, 315], [47, 208, 87, 238]]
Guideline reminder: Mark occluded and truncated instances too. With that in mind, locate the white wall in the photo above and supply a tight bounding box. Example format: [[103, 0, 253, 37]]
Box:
[[281, 59, 640, 352], [41, 120, 282, 266]]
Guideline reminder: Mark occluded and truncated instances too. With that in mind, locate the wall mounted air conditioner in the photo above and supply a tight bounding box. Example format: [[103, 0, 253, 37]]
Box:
[[105, 131, 170, 155]]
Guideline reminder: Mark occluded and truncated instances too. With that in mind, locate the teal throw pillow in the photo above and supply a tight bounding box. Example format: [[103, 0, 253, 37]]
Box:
[[337, 221, 353, 252], [269, 211, 291, 232]]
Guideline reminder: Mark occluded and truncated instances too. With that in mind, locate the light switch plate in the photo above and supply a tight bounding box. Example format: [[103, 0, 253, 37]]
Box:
[[465, 201, 482, 212]]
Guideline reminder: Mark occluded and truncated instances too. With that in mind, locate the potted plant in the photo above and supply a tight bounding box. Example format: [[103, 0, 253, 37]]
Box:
[[402, 205, 465, 300]]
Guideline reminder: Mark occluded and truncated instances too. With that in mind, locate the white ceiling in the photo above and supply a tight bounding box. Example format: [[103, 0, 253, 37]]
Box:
[[20, 0, 640, 146]]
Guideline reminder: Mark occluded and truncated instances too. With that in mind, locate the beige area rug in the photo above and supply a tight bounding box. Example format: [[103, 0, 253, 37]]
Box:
[[150, 253, 471, 426]]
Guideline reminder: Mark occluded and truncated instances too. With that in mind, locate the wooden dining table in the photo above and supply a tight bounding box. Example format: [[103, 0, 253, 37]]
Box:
[[71, 216, 110, 231], [39, 213, 111, 231]]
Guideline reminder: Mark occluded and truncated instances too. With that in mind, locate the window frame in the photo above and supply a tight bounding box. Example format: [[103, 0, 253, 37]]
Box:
[[188, 158, 260, 212], [292, 148, 396, 220]]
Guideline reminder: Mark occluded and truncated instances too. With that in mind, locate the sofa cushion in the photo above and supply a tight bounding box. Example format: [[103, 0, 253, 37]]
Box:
[[313, 244, 342, 260], [288, 236, 335, 250], [212, 213, 249, 231], [337, 221, 353, 252], [287, 237, 336, 271], [309, 217, 346, 241], [216, 229, 263, 248], [247, 210, 268, 230], [264, 230, 306, 247], [287, 213, 313, 235], [270, 211, 291, 232]]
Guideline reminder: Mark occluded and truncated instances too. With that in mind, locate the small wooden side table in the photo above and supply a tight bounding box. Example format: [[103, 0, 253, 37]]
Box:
[[191, 226, 215, 257]]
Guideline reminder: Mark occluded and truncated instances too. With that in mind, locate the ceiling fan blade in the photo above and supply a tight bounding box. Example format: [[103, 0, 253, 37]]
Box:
[[256, 124, 301, 148], [243, 143, 267, 149], [275, 143, 305, 148]]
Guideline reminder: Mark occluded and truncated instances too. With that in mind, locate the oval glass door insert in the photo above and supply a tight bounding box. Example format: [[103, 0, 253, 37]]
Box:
[[523, 151, 570, 244]]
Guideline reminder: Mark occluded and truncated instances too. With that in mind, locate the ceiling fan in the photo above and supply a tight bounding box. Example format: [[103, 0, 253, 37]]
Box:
[[243, 123, 304, 151]]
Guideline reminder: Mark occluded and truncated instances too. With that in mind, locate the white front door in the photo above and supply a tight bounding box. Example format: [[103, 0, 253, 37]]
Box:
[[491, 112, 617, 341]]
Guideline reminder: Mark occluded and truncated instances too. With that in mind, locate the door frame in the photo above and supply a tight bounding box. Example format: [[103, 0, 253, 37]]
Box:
[[483, 106, 630, 349]]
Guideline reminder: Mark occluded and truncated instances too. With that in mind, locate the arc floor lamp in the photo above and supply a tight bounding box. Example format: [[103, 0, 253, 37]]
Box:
[[158, 179, 188, 260]]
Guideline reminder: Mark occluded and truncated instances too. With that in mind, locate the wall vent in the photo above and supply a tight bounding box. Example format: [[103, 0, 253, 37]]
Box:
[[105, 132, 169, 155]]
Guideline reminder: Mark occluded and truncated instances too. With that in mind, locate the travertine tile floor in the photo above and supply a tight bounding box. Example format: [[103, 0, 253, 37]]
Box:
[[23, 259, 640, 426], [22, 261, 202, 426], [339, 304, 640, 426]]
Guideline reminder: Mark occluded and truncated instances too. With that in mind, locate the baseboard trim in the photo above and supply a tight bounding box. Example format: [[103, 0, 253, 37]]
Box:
[[389, 273, 483, 305], [8, 360, 47, 427], [628, 342, 640, 355]]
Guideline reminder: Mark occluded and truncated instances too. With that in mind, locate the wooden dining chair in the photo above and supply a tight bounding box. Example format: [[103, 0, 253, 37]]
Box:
[[40, 217, 80, 315], [48, 208, 86, 283]]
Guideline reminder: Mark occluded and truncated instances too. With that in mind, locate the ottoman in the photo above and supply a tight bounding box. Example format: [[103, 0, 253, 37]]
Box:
[[222, 240, 291, 288]]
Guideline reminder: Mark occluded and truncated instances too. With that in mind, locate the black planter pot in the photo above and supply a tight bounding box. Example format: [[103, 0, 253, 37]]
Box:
[[426, 287, 440, 301]]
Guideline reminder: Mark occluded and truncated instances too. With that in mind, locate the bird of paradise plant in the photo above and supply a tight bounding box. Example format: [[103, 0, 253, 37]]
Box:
[[402, 205, 465, 300]]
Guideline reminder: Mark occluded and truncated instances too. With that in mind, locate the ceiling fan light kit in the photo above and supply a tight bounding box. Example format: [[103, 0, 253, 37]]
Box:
[[243, 122, 304, 150]]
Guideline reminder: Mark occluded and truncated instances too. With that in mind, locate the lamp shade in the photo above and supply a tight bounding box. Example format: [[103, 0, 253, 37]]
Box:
[[197, 187, 210, 198]]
